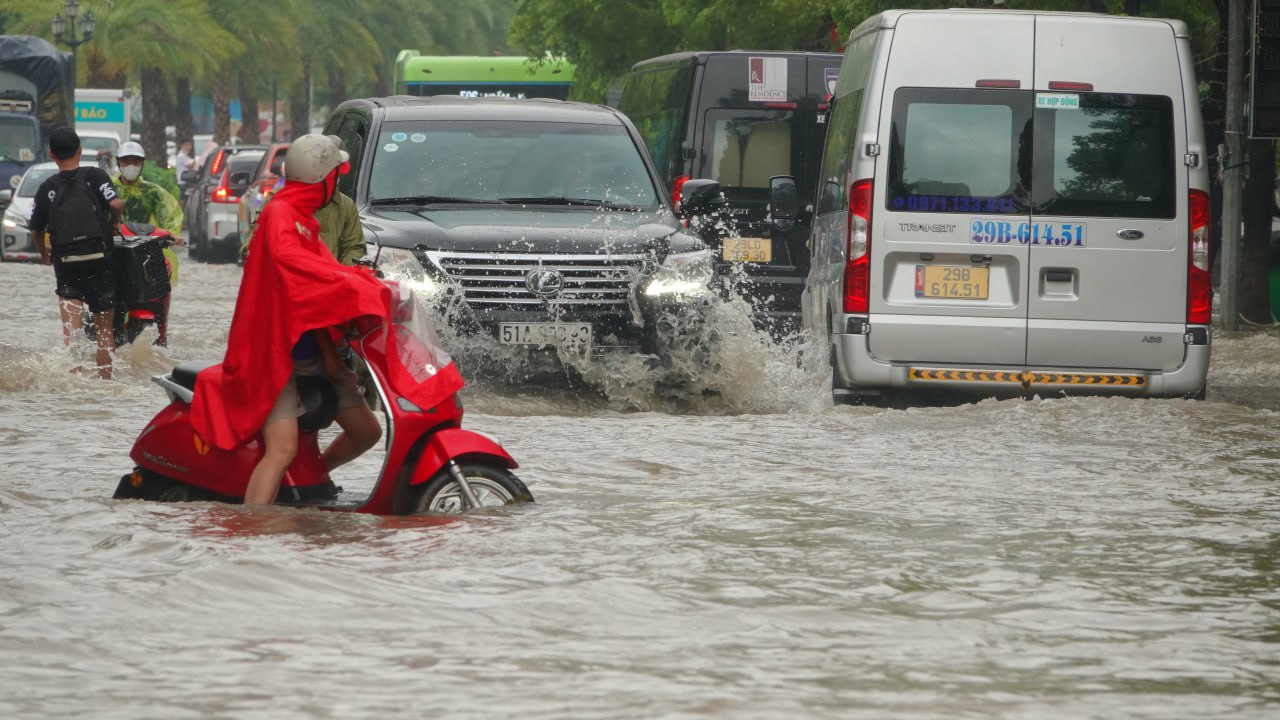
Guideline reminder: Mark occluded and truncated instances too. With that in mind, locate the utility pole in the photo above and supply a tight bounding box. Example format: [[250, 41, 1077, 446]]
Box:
[[1219, 0, 1247, 331]]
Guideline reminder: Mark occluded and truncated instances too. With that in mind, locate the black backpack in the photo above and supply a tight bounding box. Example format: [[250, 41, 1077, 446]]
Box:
[[48, 168, 113, 257]]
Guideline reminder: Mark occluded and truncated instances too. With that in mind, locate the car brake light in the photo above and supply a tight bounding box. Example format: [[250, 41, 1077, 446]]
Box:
[[209, 150, 225, 176], [1048, 81, 1093, 91], [670, 175, 689, 212], [843, 179, 873, 314], [1186, 189, 1211, 325]]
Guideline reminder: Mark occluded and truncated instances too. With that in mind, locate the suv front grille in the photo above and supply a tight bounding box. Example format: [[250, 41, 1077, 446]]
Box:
[[426, 251, 648, 308]]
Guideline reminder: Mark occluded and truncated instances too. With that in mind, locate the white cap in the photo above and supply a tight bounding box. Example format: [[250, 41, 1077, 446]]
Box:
[[283, 134, 349, 184], [118, 141, 146, 159]]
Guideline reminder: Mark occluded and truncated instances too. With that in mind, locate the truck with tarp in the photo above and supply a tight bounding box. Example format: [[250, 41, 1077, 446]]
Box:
[[0, 35, 73, 202]]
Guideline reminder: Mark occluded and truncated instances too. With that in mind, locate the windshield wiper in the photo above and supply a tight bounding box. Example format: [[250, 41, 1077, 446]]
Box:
[[500, 196, 643, 211], [369, 195, 500, 206]]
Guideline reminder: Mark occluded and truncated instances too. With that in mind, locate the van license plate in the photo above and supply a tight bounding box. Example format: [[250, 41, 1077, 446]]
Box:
[[722, 236, 772, 263], [915, 265, 989, 299], [498, 322, 593, 347]]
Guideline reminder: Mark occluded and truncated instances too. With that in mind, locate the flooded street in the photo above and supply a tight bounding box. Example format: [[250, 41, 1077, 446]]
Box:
[[1, 255, 1278, 719]]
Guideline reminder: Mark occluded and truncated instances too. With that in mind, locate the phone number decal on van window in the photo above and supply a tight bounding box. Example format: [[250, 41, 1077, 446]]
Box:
[[892, 195, 1017, 214], [970, 220, 1087, 247]]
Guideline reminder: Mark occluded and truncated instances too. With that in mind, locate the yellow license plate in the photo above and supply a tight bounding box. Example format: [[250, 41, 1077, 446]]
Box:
[[722, 236, 772, 263], [915, 265, 989, 299]]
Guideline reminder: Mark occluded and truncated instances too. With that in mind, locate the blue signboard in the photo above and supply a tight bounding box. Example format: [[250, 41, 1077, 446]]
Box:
[[75, 101, 125, 123]]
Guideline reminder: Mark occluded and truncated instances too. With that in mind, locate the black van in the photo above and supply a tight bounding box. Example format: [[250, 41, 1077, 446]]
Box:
[[616, 50, 842, 335]]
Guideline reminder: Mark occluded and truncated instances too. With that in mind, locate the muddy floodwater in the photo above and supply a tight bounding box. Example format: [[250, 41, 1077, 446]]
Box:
[[1, 256, 1278, 719]]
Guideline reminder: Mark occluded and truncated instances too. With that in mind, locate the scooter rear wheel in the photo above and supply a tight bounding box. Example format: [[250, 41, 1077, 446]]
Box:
[[408, 463, 532, 514]]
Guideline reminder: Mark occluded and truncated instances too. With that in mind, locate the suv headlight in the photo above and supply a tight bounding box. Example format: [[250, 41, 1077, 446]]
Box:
[[644, 249, 714, 297], [376, 246, 438, 296]]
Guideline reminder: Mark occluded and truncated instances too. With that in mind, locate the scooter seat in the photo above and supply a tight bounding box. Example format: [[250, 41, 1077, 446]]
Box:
[[172, 361, 218, 392]]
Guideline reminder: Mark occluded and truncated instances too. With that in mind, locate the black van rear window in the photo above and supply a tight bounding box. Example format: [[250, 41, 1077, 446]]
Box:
[[704, 109, 793, 190]]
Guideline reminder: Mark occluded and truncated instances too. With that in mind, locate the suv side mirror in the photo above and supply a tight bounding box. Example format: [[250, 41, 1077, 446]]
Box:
[[770, 175, 799, 232], [0, 188, 11, 205], [180, 170, 198, 183], [678, 179, 723, 218]]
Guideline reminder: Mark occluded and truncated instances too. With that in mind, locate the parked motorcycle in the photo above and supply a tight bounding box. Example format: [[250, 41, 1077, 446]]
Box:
[[113, 278, 532, 514], [84, 222, 177, 346]]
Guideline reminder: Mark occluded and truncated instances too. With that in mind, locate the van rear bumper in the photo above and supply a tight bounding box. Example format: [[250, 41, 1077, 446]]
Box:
[[833, 326, 1211, 398]]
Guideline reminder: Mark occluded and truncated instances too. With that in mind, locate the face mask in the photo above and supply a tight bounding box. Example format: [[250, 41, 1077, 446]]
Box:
[[120, 165, 142, 182]]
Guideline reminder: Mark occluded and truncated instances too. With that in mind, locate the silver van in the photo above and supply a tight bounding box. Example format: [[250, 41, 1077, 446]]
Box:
[[783, 9, 1212, 403]]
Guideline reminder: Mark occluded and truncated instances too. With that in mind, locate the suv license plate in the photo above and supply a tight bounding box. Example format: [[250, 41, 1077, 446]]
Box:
[[915, 265, 989, 299], [722, 236, 772, 263], [498, 322, 593, 347]]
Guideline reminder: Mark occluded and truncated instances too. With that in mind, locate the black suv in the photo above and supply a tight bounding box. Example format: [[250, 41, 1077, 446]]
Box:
[[324, 96, 723, 364]]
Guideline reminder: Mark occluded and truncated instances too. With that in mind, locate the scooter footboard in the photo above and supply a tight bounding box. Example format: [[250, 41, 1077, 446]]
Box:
[[410, 428, 518, 486]]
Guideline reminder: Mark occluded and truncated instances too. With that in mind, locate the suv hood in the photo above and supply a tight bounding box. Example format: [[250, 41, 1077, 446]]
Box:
[[361, 205, 701, 256]]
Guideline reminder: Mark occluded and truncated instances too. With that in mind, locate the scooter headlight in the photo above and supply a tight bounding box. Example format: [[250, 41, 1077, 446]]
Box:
[[644, 249, 714, 297]]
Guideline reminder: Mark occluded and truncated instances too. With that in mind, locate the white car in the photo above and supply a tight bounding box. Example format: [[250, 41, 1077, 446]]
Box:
[[2, 160, 99, 262]]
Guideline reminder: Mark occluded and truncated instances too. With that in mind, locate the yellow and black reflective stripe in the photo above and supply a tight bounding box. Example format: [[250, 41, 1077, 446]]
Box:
[[908, 368, 1146, 387]]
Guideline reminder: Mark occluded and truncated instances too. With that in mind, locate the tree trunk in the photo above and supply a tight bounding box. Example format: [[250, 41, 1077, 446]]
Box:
[[1124, 1, 1143, 17], [83, 46, 125, 88], [212, 75, 232, 145], [326, 65, 346, 115], [372, 67, 391, 98], [290, 61, 312, 141], [174, 77, 194, 147], [1240, 139, 1277, 324], [140, 67, 171, 169], [1204, 1, 1229, 278], [238, 75, 260, 144]]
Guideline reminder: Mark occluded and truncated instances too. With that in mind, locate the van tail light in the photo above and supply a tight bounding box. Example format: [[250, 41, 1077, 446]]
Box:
[[843, 179, 873, 314], [1186, 189, 1211, 325], [670, 175, 689, 212]]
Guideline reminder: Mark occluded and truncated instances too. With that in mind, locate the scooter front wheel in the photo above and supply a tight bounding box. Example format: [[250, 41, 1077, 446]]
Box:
[[408, 463, 532, 514]]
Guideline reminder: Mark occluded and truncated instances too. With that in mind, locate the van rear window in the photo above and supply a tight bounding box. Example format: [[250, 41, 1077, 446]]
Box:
[[888, 88, 1176, 219], [1035, 93, 1175, 219], [888, 88, 1027, 215], [705, 110, 793, 189]]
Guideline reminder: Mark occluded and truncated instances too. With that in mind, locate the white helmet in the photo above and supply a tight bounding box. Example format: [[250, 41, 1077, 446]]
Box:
[[118, 141, 146, 160], [283, 134, 349, 184]]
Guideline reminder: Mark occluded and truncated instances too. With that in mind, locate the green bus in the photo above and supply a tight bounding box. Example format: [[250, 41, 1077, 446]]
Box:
[[394, 52, 575, 100]]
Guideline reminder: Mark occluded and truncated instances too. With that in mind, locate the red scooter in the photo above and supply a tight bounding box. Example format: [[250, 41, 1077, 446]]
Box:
[[114, 279, 532, 514]]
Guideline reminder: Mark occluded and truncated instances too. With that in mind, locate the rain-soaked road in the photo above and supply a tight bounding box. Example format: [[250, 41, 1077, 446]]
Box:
[[1, 254, 1278, 719]]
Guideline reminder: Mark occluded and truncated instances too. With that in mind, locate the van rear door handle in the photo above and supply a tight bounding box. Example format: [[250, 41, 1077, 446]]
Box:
[[1044, 269, 1073, 283]]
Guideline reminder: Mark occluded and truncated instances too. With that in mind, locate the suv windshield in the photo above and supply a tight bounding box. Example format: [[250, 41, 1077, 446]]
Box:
[[368, 120, 659, 209]]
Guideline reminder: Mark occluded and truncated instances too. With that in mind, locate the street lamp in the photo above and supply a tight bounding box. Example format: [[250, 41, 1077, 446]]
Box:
[[51, 0, 96, 86]]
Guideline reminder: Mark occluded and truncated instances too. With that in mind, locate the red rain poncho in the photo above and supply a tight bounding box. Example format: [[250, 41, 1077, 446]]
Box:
[[189, 179, 388, 450]]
